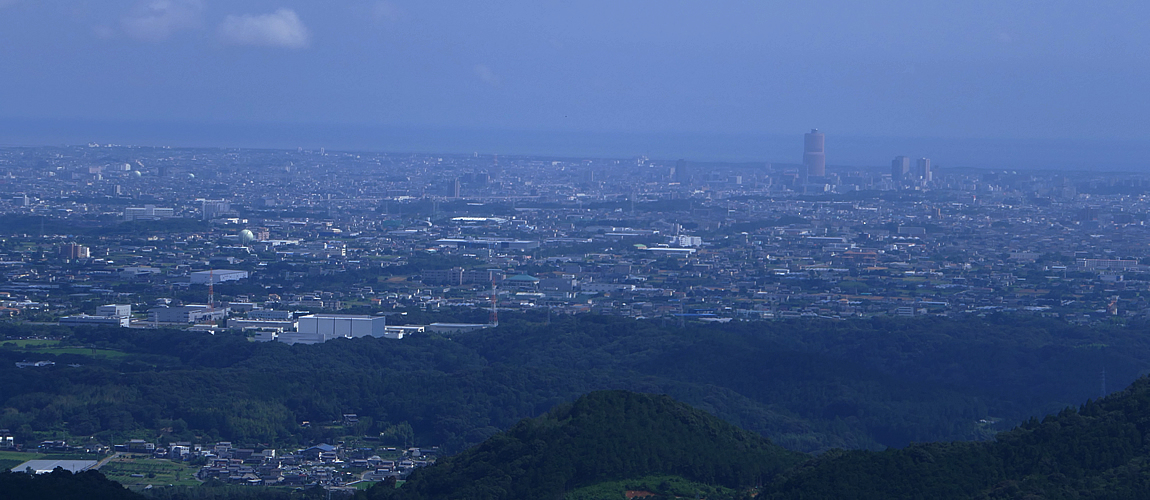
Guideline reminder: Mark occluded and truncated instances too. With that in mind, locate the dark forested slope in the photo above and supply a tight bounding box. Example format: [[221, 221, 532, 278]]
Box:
[[0, 468, 144, 500], [367, 377, 1150, 500], [17, 377, 1150, 500], [2, 315, 1148, 454], [763, 375, 1150, 499], [362, 390, 804, 500]]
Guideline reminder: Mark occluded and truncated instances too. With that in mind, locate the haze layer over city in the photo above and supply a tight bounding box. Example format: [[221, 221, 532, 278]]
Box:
[[6, 2, 1150, 500]]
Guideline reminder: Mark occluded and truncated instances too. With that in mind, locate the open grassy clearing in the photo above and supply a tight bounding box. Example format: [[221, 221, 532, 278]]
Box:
[[100, 457, 201, 487], [2, 339, 130, 360], [0, 450, 46, 461], [18, 346, 131, 360], [2, 339, 61, 347], [0, 450, 47, 472]]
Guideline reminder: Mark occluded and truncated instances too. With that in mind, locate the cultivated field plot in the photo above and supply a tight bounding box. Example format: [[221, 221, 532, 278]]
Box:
[[0, 450, 46, 472], [100, 457, 201, 487]]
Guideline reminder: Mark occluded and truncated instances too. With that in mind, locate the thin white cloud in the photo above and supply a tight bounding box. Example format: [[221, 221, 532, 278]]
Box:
[[218, 9, 310, 49], [474, 64, 501, 86], [121, 0, 203, 41]]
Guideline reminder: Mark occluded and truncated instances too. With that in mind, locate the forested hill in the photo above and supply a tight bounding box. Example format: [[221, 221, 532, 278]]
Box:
[[763, 375, 1150, 499], [14, 380, 1150, 499], [0, 468, 143, 500], [4, 315, 1150, 454], [360, 390, 806, 500], [367, 377, 1150, 500]]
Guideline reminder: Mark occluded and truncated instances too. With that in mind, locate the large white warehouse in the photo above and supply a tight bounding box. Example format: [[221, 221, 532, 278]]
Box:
[[279, 314, 387, 345], [190, 270, 249, 284]]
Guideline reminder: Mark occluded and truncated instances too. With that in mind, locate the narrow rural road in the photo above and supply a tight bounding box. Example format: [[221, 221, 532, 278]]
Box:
[[94, 452, 121, 470]]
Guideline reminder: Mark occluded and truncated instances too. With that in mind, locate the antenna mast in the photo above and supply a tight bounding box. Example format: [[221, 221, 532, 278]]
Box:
[[207, 269, 214, 316], [490, 281, 498, 326]]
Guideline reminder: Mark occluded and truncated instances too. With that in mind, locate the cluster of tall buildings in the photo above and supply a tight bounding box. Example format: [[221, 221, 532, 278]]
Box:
[[891, 156, 932, 186], [802, 129, 932, 188]]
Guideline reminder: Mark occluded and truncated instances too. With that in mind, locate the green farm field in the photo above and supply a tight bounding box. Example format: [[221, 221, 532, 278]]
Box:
[[99, 457, 201, 487], [0, 450, 46, 472]]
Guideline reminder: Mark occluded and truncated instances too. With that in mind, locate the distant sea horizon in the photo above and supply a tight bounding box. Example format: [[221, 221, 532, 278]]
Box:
[[1, 117, 1147, 174]]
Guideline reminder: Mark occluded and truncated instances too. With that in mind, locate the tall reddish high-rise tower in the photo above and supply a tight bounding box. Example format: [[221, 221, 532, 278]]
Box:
[[804, 129, 826, 177]]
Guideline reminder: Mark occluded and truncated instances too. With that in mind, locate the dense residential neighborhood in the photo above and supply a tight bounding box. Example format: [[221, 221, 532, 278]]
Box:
[[1, 145, 1148, 329]]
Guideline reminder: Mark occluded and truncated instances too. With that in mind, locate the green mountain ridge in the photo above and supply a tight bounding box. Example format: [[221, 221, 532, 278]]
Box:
[[364, 377, 1150, 499], [364, 390, 805, 500], [12, 378, 1150, 499], [763, 374, 1150, 499]]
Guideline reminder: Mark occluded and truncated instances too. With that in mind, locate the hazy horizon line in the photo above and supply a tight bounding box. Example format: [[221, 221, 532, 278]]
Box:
[[2, 117, 1148, 173]]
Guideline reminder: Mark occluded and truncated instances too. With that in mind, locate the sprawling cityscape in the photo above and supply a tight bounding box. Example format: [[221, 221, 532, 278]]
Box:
[[9, 132, 1150, 491], [9, 1, 1150, 497], [1, 132, 1148, 335], [5, 134, 1150, 496]]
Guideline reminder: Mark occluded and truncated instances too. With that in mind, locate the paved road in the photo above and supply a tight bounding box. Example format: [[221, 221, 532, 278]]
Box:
[[94, 452, 121, 470]]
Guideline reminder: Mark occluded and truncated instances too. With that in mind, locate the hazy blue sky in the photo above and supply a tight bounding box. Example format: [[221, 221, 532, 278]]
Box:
[[2, 1, 1149, 168]]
